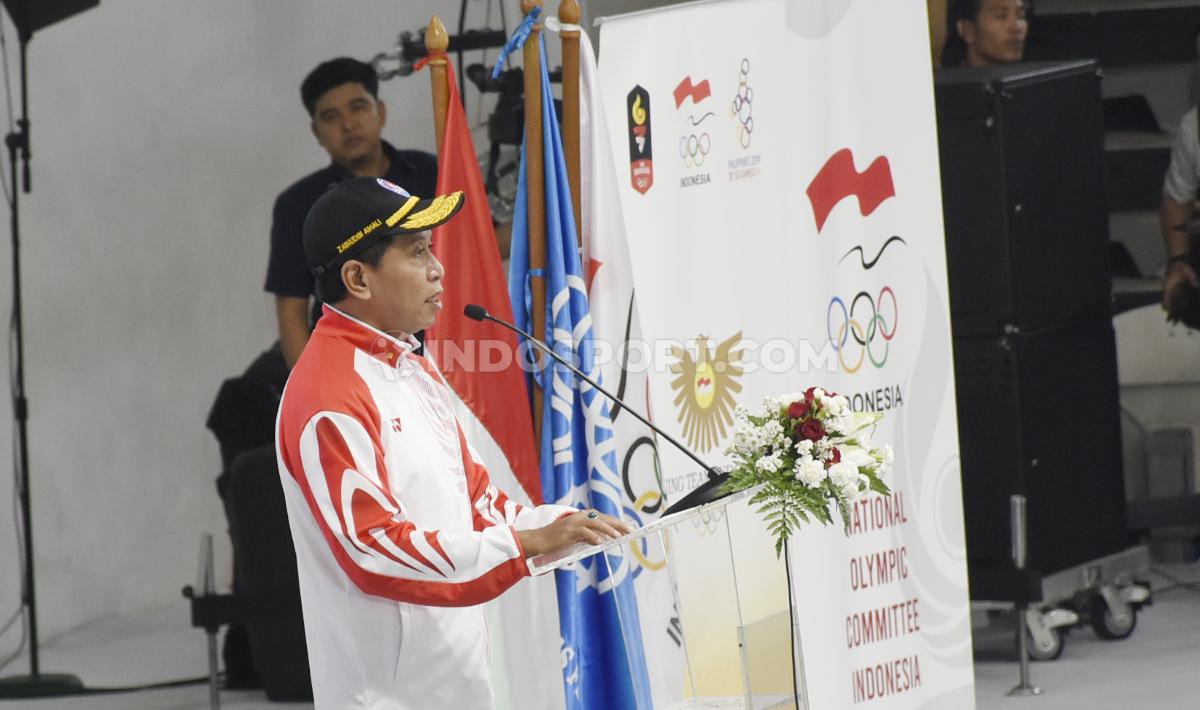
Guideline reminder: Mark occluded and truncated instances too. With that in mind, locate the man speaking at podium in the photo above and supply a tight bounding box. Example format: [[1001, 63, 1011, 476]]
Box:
[[274, 177, 630, 709]]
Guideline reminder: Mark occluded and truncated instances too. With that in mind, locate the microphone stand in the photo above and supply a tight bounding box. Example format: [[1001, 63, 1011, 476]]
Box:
[[0, 27, 84, 699], [471, 307, 801, 702], [466, 306, 731, 515]]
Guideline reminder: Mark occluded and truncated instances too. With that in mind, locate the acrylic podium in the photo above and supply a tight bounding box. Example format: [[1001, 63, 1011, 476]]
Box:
[[528, 484, 809, 710]]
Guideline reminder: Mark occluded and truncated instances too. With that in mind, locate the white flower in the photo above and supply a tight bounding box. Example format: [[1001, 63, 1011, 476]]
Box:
[[840, 481, 861, 500], [828, 461, 859, 487], [755, 451, 783, 473], [827, 414, 854, 436], [840, 445, 875, 468], [761, 419, 787, 447], [762, 395, 787, 413], [841, 411, 881, 436], [794, 439, 814, 456], [727, 422, 758, 457], [874, 443, 894, 472], [813, 439, 832, 458], [794, 456, 825, 487]]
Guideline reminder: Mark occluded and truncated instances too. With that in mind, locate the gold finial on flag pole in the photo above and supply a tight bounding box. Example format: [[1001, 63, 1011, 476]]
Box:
[[425, 16, 450, 154]]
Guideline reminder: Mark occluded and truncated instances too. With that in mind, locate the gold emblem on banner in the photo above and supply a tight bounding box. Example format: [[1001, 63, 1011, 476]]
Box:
[[669, 332, 744, 453]]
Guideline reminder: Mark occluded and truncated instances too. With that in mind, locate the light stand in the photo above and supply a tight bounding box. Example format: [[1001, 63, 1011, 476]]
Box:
[[0, 0, 97, 698]]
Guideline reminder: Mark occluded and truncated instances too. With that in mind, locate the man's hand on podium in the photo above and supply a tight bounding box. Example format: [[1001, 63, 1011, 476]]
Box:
[[517, 510, 633, 559]]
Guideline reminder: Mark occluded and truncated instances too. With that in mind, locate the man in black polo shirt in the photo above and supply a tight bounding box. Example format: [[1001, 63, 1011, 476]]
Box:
[[266, 57, 438, 367]]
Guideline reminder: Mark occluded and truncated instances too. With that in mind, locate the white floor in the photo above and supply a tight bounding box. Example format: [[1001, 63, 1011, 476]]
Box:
[[1, 564, 1198, 709]]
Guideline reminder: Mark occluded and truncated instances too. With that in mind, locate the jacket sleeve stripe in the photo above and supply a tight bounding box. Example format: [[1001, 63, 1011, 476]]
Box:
[[423, 531, 457, 571], [368, 528, 444, 577], [291, 410, 529, 604]]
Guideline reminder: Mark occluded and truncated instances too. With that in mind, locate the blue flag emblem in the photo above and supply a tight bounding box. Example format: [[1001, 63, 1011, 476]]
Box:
[[507, 35, 655, 710]]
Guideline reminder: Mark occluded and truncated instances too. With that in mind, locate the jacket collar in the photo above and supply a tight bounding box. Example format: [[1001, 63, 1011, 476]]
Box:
[[316, 304, 418, 369]]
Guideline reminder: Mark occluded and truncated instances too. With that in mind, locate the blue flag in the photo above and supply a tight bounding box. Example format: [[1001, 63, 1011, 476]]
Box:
[[508, 36, 655, 710]]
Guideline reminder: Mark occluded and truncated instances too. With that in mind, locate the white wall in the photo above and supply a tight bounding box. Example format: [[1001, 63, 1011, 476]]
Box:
[[0, 0, 535, 663]]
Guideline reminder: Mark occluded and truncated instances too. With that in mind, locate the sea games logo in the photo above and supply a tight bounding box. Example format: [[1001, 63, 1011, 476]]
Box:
[[807, 148, 906, 411], [627, 86, 653, 194], [727, 58, 761, 183], [731, 59, 754, 149], [674, 75, 713, 187]]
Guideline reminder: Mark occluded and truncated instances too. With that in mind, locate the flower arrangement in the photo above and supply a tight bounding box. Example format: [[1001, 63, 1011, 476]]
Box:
[[722, 387, 893, 556]]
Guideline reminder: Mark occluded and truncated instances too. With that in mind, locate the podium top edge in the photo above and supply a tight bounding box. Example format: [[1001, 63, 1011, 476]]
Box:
[[526, 484, 760, 576]]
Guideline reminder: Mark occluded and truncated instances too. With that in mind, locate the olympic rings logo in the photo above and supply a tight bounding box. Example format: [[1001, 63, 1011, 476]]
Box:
[[827, 287, 898, 373], [624, 491, 669, 576], [731, 58, 753, 149], [679, 132, 710, 168], [621, 436, 668, 576]]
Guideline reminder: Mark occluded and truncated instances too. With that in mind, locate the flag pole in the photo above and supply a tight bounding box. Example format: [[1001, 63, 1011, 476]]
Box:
[[559, 0, 582, 249], [522, 0, 547, 444], [425, 16, 450, 154]]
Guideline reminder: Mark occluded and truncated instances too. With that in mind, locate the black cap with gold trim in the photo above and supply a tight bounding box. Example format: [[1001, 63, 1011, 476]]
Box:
[[302, 176, 465, 277]]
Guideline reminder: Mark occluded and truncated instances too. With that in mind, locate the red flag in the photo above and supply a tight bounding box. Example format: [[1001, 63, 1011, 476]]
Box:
[[805, 148, 895, 233], [426, 64, 540, 503]]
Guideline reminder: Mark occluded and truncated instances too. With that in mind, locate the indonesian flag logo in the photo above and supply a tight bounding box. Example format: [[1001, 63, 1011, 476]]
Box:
[[806, 148, 895, 232]]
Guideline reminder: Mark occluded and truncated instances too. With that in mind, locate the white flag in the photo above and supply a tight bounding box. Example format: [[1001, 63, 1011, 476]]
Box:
[[581, 30, 685, 708]]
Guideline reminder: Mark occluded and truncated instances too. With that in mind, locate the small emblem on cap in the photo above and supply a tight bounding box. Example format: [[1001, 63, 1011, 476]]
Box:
[[376, 179, 411, 197]]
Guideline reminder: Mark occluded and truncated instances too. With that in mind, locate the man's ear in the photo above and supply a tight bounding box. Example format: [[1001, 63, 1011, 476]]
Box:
[[311, 120, 323, 147], [956, 19, 975, 45], [377, 100, 387, 127], [341, 260, 371, 301]]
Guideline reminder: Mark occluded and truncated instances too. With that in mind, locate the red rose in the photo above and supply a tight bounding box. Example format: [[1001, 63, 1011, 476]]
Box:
[[829, 447, 841, 464], [788, 400, 809, 420], [799, 419, 826, 441], [804, 387, 817, 405]]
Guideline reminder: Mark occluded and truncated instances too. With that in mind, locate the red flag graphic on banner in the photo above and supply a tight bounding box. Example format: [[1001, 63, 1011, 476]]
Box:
[[426, 66, 541, 503], [805, 148, 895, 233]]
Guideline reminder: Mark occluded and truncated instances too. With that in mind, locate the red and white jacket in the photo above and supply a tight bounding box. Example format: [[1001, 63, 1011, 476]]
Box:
[[275, 306, 569, 710]]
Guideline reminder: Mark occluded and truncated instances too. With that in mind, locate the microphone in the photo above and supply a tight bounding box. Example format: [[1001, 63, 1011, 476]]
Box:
[[464, 304, 730, 516]]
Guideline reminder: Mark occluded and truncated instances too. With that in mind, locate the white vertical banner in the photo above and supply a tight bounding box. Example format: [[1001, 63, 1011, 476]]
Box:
[[579, 29, 686, 710], [597, 1, 976, 708]]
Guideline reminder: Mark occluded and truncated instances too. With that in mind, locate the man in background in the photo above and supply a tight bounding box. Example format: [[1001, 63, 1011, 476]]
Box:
[[1160, 106, 1200, 317], [265, 57, 437, 367], [941, 0, 1029, 68]]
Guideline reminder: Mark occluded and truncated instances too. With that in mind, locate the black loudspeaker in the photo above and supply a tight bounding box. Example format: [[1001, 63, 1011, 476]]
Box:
[[935, 61, 1111, 337], [954, 315, 1127, 588], [1022, 7, 1200, 67], [1, 0, 97, 38]]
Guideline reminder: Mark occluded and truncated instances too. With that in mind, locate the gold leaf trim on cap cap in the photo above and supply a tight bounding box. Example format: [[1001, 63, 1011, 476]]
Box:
[[398, 192, 464, 230], [385, 195, 421, 228]]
